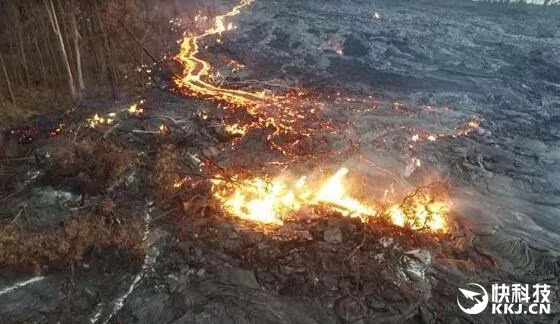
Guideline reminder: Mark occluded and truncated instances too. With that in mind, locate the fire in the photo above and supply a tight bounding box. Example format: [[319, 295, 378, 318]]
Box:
[[211, 168, 374, 225], [408, 117, 483, 145], [224, 123, 247, 136], [391, 192, 449, 232], [314, 168, 377, 217], [87, 113, 115, 128], [159, 124, 170, 135], [468, 119, 480, 128], [48, 123, 65, 137], [128, 103, 144, 116], [211, 167, 449, 231], [173, 0, 332, 156]]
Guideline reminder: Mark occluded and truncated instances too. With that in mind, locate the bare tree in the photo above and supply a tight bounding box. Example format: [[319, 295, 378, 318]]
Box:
[[44, 0, 77, 101], [0, 53, 16, 105], [94, 1, 118, 98], [70, 3, 85, 92], [12, 3, 30, 87]]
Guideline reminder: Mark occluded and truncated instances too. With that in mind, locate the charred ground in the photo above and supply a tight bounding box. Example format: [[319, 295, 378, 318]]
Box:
[[1, 0, 560, 323]]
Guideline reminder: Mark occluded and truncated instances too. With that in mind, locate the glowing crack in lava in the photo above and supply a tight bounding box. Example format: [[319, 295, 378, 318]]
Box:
[[173, 1, 450, 232]]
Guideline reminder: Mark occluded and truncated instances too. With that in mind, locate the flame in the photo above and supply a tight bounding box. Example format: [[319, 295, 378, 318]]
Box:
[[128, 103, 144, 116], [173, 0, 335, 157], [48, 123, 65, 137], [224, 123, 247, 136], [409, 117, 483, 144], [387, 192, 448, 231], [314, 168, 376, 217], [211, 168, 375, 224], [211, 167, 448, 231], [87, 113, 116, 128], [159, 124, 170, 135]]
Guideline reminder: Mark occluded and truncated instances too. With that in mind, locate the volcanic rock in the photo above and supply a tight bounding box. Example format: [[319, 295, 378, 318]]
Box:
[[323, 227, 343, 244], [342, 34, 369, 57]]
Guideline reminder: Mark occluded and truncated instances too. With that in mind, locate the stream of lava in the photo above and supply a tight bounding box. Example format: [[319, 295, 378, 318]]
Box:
[[173, 0, 452, 232]]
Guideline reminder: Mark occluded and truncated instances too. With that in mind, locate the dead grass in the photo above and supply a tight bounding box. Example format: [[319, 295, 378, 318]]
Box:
[[0, 87, 72, 127], [152, 146, 185, 207], [0, 131, 143, 273], [0, 138, 21, 196], [0, 216, 144, 271], [45, 138, 131, 197]]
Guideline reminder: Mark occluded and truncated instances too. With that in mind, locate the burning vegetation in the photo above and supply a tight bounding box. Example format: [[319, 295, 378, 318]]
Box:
[[210, 168, 449, 232]]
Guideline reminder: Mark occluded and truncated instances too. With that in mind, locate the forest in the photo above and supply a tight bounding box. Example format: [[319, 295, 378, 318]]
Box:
[[0, 0, 200, 122]]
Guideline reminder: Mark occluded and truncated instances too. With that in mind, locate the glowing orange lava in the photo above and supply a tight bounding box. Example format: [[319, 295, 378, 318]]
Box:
[[174, 0, 267, 106]]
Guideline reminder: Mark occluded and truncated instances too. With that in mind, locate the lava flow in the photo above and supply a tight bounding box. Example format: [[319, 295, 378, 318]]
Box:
[[173, 0, 329, 153], [173, 0, 451, 232], [174, 0, 265, 106]]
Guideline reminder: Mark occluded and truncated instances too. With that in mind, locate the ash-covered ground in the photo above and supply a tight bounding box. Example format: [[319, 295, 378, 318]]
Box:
[[1, 0, 560, 323]]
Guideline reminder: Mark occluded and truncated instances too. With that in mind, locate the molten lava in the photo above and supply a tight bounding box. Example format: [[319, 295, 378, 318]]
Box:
[[174, 0, 266, 106]]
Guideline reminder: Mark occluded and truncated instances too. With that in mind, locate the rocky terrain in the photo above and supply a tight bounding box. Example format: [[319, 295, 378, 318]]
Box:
[[1, 0, 559, 323]]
